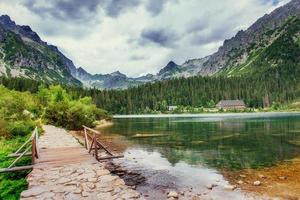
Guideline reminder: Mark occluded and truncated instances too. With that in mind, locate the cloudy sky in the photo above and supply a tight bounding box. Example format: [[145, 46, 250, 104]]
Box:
[[0, 0, 290, 77]]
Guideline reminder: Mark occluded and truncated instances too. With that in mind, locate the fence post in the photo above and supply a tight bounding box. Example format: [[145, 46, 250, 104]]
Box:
[[95, 139, 98, 161], [84, 127, 89, 150], [31, 134, 36, 164], [34, 128, 39, 159]]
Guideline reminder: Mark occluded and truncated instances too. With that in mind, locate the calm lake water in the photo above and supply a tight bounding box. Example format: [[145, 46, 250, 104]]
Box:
[[99, 113, 300, 199]]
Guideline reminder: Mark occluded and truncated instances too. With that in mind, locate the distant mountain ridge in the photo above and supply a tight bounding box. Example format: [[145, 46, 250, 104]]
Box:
[[0, 0, 299, 89]]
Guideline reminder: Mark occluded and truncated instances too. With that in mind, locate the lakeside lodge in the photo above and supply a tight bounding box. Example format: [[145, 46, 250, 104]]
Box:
[[216, 100, 246, 110]]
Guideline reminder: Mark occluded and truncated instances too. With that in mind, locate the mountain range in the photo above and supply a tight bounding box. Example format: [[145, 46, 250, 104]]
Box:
[[0, 0, 299, 89]]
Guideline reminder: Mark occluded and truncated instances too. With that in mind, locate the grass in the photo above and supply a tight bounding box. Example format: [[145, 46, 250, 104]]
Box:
[[0, 136, 32, 200]]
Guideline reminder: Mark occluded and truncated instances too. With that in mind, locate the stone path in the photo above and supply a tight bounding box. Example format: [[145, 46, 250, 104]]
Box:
[[21, 125, 143, 200]]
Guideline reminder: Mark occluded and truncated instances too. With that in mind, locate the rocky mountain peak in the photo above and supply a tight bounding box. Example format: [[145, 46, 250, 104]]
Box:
[[166, 61, 177, 67], [158, 61, 179, 75], [0, 15, 16, 29], [0, 14, 43, 44], [110, 71, 127, 78]]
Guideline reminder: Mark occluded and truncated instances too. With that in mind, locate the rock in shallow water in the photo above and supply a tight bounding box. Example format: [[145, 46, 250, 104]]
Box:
[[206, 183, 218, 190], [258, 174, 266, 179], [224, 185, 237, 190], [279, 176, 287, 180]]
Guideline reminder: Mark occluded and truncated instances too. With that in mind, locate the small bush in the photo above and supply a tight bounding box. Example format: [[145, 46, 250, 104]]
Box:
[[66, 101, 96, 130], [42, 87, 109, 130], [0, 120, 9, 138], [7, 121, 36, 137], [44, 101, 69, 127]]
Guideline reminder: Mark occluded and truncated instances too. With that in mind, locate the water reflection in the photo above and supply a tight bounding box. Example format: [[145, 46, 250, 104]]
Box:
[[101, 114, 300, 170]]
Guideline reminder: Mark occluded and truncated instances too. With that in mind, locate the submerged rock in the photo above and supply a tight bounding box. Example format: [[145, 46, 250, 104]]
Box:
[[258, 174, 266, 179], [192, 196, 201, 200], [224, 185, 237, 190], [206, 184, 218, 190], [239, 174, 246, 178], [279, 176, 287, 180]]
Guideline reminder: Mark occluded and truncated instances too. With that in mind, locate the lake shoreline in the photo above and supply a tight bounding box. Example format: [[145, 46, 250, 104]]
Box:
[[94, 114, 300, 199], [222, 157, 300, 199], [113, 111, 300, 118], [95, 119, 114, 128]]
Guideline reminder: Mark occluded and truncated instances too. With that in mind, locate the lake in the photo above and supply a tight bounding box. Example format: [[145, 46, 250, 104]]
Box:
[[99, 113, 300, 199]]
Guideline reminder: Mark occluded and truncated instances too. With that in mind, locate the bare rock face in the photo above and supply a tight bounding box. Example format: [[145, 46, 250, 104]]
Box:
[[0, 25, 6, 43], [0, 15, 44, 44]]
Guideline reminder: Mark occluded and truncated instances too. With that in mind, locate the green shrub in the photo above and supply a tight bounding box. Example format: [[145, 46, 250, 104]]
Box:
[[66, 102, 96, 129], [0, 120, 8, 138], [42, 87, 109, 130], [7, 121, 36, 137], [44, 101, 69, 127], [94, 108, 110, 120]]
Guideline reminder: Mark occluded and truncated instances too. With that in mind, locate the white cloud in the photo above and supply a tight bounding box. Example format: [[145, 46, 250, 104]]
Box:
[[0, 0, 291, 77]]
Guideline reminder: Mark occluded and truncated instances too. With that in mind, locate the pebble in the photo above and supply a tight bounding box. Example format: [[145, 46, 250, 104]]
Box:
[[258, 174, 266, 179], [253, 181, 261, 186], [167, 191, 179, 198], [237, 180, 244, 185], [191, 196, 201, 200], [279, 176, 287, 180], [206, 183, 218, 190], [239, 174, 246, 178], [224, 185, 237, 190]]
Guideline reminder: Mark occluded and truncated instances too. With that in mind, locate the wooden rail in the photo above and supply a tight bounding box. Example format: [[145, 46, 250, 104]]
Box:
[[0, 127, 39, 173], [82, 126, 123, 161]]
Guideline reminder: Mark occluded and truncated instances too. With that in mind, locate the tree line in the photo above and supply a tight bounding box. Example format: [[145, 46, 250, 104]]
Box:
[[0, 61, 299, 114]]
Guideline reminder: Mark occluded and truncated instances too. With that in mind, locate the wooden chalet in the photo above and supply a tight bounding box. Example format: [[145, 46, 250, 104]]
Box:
[[216, 100, 246, 110]]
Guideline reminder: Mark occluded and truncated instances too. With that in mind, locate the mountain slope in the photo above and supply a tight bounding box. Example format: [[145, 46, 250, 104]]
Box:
[[0, 15, 155, 89], [0, 0, 299, 89], [0, 15, 81, 86], [221, 15, 300, 76], [179, 0, 300, 76], [157, 0, 300, 78]]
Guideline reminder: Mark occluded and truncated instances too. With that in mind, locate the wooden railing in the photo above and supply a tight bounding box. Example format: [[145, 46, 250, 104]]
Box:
[[83, 126, 123, 161], [0, 127, 39, 173]]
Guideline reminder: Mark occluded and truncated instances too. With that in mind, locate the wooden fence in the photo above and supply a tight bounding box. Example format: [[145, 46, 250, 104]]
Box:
[[0, 126, 122, 173], [82, 125, 123, 161]]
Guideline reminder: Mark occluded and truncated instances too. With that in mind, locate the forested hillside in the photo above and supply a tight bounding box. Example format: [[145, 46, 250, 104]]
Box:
[[88, 70, 299, 114], [84, 16, 300, 114], [221, 16, 300, 76], [0, 12, 299, 114], [2, 72, 298, 115]]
